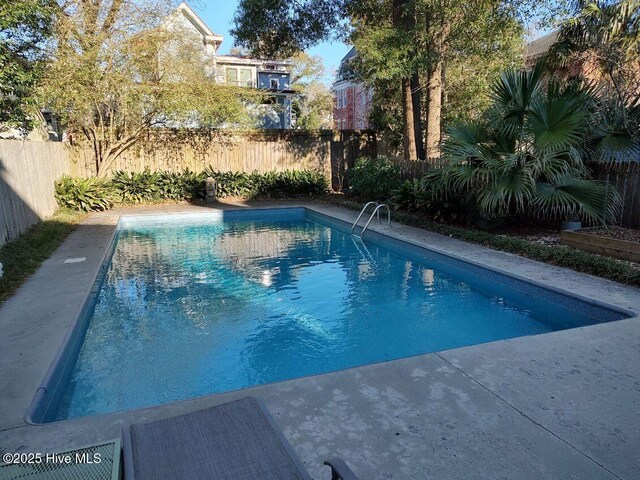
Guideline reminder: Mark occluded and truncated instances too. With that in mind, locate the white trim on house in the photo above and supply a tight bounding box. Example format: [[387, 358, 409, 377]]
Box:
[[219, 64, 257, 87], [175, 2, 223, 50]]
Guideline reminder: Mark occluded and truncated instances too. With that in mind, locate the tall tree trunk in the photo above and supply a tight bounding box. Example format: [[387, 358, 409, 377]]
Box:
[[424, 7, 450, 159], [425, 59, 443, 158], [402, 78, 418, 160], [411, 74, 425, 159], [393, 0, 420, 160]]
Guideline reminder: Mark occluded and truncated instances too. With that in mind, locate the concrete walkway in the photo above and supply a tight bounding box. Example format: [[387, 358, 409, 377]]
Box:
[[1, 201, 638, 479]]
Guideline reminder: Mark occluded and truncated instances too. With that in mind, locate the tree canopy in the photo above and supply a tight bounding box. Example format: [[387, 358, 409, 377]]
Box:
[[0, 0, 55, 131], [548, 0, 640, 161], [288, 52, 333, 129], [40, 0, 255, 176], [231, 0, 348, 58], [231, 0, 593, 159]]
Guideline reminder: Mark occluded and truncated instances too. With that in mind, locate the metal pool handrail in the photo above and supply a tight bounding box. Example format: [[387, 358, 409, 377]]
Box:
[[361, 204, 391, 239], [351, 201, 379, 234]]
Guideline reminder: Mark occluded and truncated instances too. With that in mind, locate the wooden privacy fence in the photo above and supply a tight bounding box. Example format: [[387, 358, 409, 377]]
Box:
[[0, 140, 71, 246], [1, 133, 639, 248], [594, 162, 640, 229], [70, 131, 337, 180], [391, 157, 448, 178], [70, 130, 381, 192]]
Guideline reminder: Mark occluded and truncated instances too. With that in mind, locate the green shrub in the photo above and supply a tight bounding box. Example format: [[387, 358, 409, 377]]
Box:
[[392, 178, 427, 212], [54, 168, 327, 211], [200, 169, 328, 198], [111, 169, 160, 203], [203, 169, 257, 197], [158, 170, 204, 201], [54, 176, 113, 212], [348, 157, 402, 200], [391, 174, 477, 224], [255, 170, 328, 197]]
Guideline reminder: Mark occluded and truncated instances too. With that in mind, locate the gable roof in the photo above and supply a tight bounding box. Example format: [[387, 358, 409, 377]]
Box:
[[525, 30, 559, 59], [174, 2, 223, 48], [341, 47, 357, 64]]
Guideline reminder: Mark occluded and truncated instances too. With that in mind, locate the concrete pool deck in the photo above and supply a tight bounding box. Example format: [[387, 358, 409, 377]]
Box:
[[0, 201, 638, 479]]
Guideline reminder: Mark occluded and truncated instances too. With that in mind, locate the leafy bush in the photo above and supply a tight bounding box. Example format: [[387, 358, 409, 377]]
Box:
[[201, 169, 328, 198], [158, 170, 204, 200], [347, 156, 402, 200], [255, 170, 328, 197], [54, 168, 328, 211], [392, 178, 428, 212], [54, 176, 113, 212], [392, 172, 477, 224], [203, 169, 257, 197], [111, 169, 161, 203]]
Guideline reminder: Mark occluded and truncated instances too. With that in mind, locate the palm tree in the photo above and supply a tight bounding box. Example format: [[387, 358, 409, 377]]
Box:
[[429, 60, 619, 224]]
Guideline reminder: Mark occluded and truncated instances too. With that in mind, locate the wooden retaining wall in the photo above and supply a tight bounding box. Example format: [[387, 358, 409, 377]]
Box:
[[561, 229, 640, 262], [0, 140, 72, 247]]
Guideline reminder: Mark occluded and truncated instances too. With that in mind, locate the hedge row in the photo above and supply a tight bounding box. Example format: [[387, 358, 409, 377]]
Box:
[[55, 169, 328, 212]]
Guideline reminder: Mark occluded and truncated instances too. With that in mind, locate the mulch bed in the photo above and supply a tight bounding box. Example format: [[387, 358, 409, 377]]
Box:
[[584, 226, 640, 244]]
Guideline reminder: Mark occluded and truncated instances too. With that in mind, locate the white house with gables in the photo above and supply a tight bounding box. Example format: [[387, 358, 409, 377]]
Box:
[[166, 2, 296, 129]]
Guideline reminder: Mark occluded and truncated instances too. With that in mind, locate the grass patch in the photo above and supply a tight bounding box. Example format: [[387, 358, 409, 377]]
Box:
[[322, 195, 640, 287], [0, 209, 85, 304]]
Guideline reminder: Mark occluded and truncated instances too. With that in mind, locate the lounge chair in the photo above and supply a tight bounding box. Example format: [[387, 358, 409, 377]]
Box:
[[122, 396, 359, 480]]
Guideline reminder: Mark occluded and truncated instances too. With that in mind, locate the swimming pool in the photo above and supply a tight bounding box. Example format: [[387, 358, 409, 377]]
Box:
[[32, 207, 629, 422]]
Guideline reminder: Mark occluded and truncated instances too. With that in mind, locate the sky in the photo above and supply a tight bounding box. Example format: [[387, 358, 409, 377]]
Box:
[[191, 0, 351, 85]]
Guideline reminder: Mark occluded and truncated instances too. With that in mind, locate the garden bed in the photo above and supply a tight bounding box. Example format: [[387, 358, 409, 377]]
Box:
[[561, 227, 640, 263], [321, 194, 640, 286]]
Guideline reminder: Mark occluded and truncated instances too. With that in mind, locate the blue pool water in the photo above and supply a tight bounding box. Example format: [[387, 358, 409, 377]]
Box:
[[46, 208, 627, 421]]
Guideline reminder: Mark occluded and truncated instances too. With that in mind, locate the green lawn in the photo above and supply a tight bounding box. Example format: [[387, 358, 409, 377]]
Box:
[[0, 209, 85, 304]]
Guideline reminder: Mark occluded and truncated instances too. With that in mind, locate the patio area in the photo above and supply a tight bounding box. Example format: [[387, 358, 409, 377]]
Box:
[[1, 201, 638, 479]]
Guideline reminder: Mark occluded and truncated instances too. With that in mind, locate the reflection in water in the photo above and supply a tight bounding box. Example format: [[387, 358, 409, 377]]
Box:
[[54, 215, 594, 420]]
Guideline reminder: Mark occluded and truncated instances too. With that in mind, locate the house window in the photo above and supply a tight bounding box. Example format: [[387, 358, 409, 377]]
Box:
[[240, 69, 252, 87], [270, 79, 279, 89], [226, 68, 252, 87], [337, 89, 347, 109], [226, 68, 238, 85]]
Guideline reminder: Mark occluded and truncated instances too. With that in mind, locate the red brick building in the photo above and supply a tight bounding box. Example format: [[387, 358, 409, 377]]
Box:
[[525, 30, 607, 86], [332, 48, 373, 130]]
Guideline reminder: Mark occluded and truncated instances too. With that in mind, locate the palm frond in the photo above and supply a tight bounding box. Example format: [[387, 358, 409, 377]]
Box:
[[532, 177, 620, 224], [477, 166, 536, 217], [441, 122, 491, 164], [527, 88, 589, 153], [444, 163, 490, 193], [489, 60, 545, 135]]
